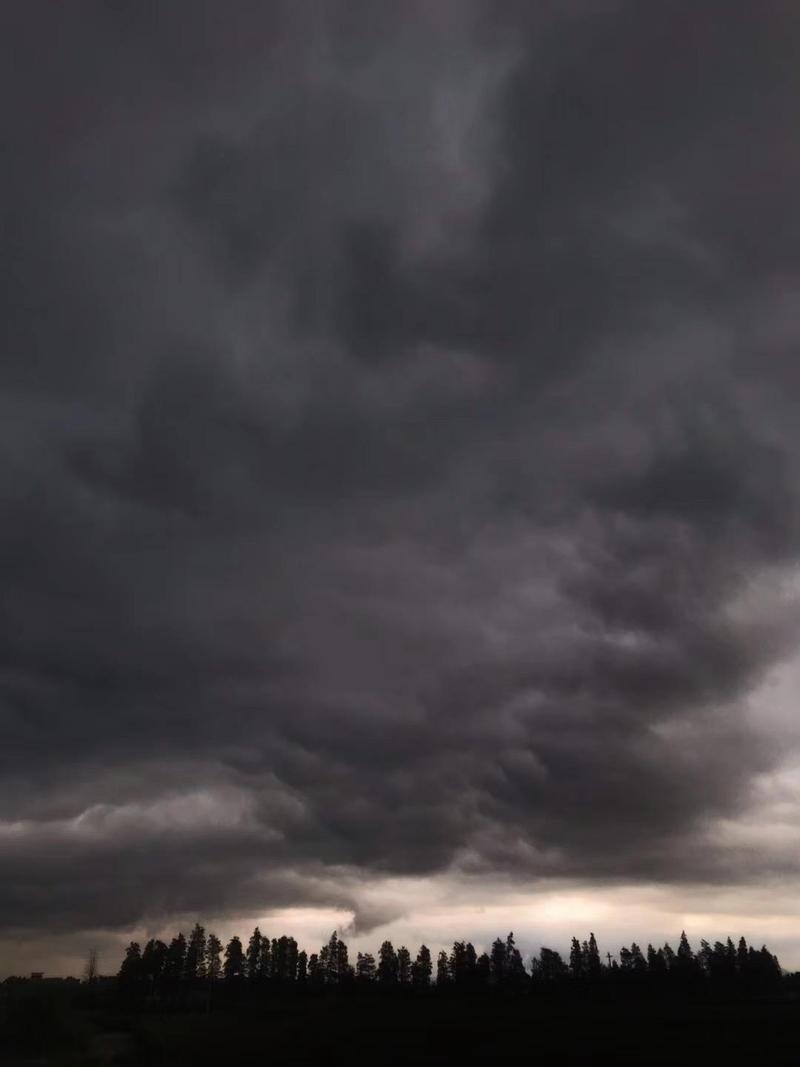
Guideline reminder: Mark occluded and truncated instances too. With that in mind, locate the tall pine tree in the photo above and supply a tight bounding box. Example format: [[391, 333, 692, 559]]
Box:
[[185, 924, 207, 981], [223, 936, 245, 981], [206, 934, 222, 982], [246, 928, 263, 980], [412, 945, 432, 988]]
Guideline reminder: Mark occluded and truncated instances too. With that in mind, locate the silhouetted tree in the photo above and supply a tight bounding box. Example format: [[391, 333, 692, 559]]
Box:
[[490, 938, 507, 985], [335, 934, 352, 984], [436, 950, 450, 987], [737, 936, 749, 978], [647, 943, 666, 980], [224, 936, 245, 982], [271, 936, 299, 984], [272, 938, 283, 982], [448, 941, 479, 989], [164, 934, 186, 986], [754, 945, 782, 987], [714, 939, 735, 983], [308, 953, 323, 988], [412, 945, 432, 988], [320, 932, 337, 985], [118, 942, 143, 994], [726, 937, 737, 973], [378, 940, 398, 984], [630, 943, 647, 976], [258, 935, 271, 980], [466, 943, 479, 982], [142, 939, 167, 993], [675, 930, 700, 986], [532, 947, 567, 983], [698, 939, 713, 977], [85, 947, 99, 985], [569, 937, 584, 979], [260, 938, 273, 977], [288, 937, 301, 982], [324, 931, 342, 984], [505, 932, 527, 987], [449, 941, 468, 987], [206, 934, 222, 982], [246, 928, 263, 981], [112, 923, 786, 1010], [357, 952, 377, 983], [586, 933, 602, 979], [677, 931, 694, 965], [185, 924, 207, 981], [397, 946, 412, 985], [272, 936, 299, 983]]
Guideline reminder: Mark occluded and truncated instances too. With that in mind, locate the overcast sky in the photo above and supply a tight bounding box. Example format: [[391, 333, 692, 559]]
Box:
[[4, 1, 800, 976]]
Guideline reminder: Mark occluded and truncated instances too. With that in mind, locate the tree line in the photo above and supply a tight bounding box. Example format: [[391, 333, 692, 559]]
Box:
[[117, 925, 783, 999]]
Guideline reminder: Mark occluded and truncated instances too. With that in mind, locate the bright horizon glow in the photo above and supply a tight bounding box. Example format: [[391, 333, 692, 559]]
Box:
[[5, 876, 800, 979]]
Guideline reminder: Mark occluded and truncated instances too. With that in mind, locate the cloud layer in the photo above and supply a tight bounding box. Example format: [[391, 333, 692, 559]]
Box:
[[3, 1, 800, 953]]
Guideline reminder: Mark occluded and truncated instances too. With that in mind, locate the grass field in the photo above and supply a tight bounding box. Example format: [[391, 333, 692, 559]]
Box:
[[3, 986, 800, 1065]]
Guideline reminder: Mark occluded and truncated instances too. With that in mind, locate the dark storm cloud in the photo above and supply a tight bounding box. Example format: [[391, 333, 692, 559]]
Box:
[[3, 0, 800, 939]]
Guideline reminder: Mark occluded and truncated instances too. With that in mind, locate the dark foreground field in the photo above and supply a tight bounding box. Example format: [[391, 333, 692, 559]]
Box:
[[4, 987, 800, 1066]]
